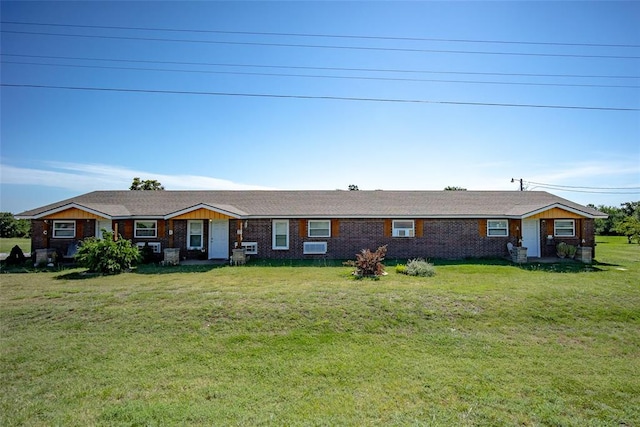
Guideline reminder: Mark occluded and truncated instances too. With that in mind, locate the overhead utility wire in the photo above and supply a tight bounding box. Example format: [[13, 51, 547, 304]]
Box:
[[525, 181, 640, 190], [3, 30, 639, 60], [3, 53, 638, 79], [3, 20, 639, 48], [5, 61, 638, 89], [527, 186, 639, 195], [2, 83, 638, 111]]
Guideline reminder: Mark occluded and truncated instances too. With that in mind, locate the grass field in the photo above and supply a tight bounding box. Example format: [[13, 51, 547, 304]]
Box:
[[1, 237, 638, 426], [0, 237, 31, 254]]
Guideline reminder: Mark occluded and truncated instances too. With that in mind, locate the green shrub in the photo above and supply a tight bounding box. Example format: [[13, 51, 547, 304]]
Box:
[[395, 264, 407, 274], [75, 231, 141, 275], [402, 258, 436, 277]]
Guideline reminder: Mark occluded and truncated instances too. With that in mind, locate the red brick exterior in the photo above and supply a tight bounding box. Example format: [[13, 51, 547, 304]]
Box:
[[30, 217, 597, 261], [241, 218, 520, 260]]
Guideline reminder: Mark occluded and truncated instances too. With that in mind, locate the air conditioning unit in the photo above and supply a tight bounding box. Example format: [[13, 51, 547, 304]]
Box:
[[394, 229, 414, 237], [303, 242, 327, 254]]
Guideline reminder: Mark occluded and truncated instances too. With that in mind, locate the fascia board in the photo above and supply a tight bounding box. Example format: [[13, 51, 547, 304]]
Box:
[[32, 203, 112, 220], [164, 203, 244, 219], [520, 203, 605, 219]]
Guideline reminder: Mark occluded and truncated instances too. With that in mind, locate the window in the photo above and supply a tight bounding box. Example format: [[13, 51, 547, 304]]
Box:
[[272, 220, 289, 250], [392, 220, 415, 237], [304, 242, 327, 254], [136, 242, 161, 253], [554, 220, 575, 237], [308, 220, 331, 238], [241, 242, 258, 255], [135, 220, 157, 238], [53, 221, 75, 238], [487, 220, 509, 236], [187, 220, 203, 249]]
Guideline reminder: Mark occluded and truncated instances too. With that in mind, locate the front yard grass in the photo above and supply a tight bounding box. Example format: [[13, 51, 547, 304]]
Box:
[[1, 236, 638, 426]]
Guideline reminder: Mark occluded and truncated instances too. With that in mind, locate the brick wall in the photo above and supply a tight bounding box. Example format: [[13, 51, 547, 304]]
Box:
[[242, 218, 518, 260]]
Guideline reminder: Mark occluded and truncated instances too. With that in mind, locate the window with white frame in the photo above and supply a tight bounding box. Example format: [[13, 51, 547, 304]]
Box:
[[304, 241, 327, 254], [187, 220, 203, 249], [272, 220, 289, 250], [392, 220, 415, 237], [308, 220, 331, 238], [241, 241, 258, 255], [554, 220, 575, 237], [487, 220, 509, 236], [136, 242, 161, 253], [53, 221, 75, 238], [135, 220, 157, 238]]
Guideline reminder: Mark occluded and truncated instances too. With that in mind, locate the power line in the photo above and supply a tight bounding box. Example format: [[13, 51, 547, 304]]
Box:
[[3, 20, 639, 48], [3, 53, 638, 80], [5, 61, 638, 89], [3, 30, 639, 60], [2, 83, 638, 111], [525, 181, 640, 190], [522, 180, 640, 195]]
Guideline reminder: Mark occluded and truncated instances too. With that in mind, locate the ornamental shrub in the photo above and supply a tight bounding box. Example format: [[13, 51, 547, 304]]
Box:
[[402, 258, 436, 277], [395, 264, 407, 274], [345, 245, 387, 278], [75, 231, 141, 274]]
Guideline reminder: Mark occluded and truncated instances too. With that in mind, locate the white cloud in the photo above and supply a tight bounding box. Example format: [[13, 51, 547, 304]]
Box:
[[0, 161, 275, 191]]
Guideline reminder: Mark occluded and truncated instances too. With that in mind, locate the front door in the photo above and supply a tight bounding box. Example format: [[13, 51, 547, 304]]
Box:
[[208, 220, 229, 259], [522, 219, 540, 257]]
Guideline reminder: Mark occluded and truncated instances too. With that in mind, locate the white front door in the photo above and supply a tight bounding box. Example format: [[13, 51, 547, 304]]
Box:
[[208, 220, 229, 259], [96, 220, 113, 239], [522, 219, 540, 257]]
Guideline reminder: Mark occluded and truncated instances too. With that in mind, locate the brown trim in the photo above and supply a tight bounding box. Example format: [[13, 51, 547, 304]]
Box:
[[384, 219, 392, 237], [331, 219, 340, 237], [478, 219, 487, 237], [123, 220, 134, 239], [299, 220, 307, 238]]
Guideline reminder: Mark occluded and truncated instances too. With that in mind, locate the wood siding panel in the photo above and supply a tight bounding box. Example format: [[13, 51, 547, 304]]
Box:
[[509, 219, 521, 238], [546, 220, 554, 237], [384, 219, 392, 237], [415, 219, 424, 238], [43, 208, 105, 220], [123, 220, 134, 239], [331, 219, 340, 237], [299, 220, 307, 238], [478, 219, 487, 237], [529, 208, 583, 219], [158, 220, 166, 238], [171, 209, 234, 220]]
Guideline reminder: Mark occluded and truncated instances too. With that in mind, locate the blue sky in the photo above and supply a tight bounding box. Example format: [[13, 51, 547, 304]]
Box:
[[1, 1, 638, 214]]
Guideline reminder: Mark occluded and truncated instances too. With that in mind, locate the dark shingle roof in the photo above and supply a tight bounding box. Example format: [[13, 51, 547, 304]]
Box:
[[17, 190, 607, 219]]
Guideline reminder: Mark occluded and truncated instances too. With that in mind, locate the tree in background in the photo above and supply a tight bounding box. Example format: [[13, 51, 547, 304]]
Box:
[[444, 186, 467, 191], [348, 184, 359, 191], [590, 201, 640, 239], [130, 177, 165, 191], [590, 205, 626, 235], [614, 217, 640, 244], [0, 212, 31, 238]]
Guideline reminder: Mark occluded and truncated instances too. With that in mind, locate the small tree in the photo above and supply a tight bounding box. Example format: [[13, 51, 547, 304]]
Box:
[[614, 217, 640, 244], [75, 231, 141, 274], [444, 186, 467, 191]]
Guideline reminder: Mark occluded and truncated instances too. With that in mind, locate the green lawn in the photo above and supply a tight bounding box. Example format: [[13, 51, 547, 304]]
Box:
[[0, 237, 30, 254], [1, 237, 638, 426]]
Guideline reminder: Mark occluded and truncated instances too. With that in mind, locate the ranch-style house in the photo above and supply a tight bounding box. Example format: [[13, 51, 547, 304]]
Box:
[[17, 190, 607, 261]]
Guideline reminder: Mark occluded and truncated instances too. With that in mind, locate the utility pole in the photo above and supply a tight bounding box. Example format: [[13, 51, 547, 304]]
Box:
[[511, 178, 524, 191]]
